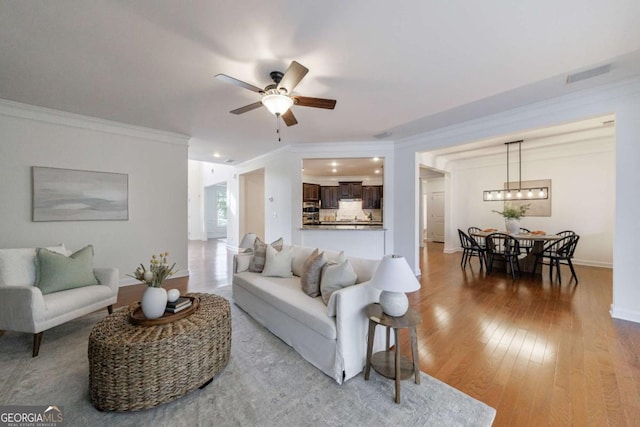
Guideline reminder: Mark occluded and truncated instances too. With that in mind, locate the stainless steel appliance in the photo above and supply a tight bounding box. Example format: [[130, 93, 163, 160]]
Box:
[[302, 201, 320, 225]]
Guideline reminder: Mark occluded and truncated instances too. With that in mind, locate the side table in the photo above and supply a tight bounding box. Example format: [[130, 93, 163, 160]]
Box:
[[364, 303, 421, 403]]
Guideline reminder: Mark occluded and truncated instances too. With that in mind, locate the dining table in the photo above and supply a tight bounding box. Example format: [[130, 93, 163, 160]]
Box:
[[470, 229, 561, 274]]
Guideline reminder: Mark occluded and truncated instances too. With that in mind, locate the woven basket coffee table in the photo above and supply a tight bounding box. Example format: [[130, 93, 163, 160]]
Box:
[[88, 292, 231, 411]]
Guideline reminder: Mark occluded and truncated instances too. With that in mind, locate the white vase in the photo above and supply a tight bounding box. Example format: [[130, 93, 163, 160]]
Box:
[[141, 286, 168, 319], [505, 218, 520, 235]]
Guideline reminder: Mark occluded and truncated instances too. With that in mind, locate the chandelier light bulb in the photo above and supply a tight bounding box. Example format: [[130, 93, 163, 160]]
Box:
[[516, 191, 522, 198], [527, 189, 533, 198], [506, 191, 512, 199], [497, 192, 502, 199], [539, 189, 545, 197]]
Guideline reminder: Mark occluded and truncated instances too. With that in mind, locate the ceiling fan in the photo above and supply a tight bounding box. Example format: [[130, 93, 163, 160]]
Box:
[[215, 61, 336, 127]]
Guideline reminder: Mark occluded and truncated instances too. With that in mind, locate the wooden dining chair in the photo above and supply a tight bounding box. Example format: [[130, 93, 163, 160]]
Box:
[[518, 227, 533, 253], [532, 234, 580, 284], [467, 226, 486, 249], [485, 233, 522, 280], [458, 229, 486, 270]]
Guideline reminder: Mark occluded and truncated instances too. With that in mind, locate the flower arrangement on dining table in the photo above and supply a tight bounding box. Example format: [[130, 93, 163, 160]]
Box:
[[130, 252, 176, 287], [492, 203, 529, 220]]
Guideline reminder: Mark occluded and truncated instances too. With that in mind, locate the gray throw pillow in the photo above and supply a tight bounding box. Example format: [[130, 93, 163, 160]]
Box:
[[320, 259, 357, 305], [301, 249, 328, 297], [249, 237, 283, 273], [35, 245, 99, 295]]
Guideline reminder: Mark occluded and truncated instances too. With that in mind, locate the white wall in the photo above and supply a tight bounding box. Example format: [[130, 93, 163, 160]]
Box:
[[187, 160, 234, 241], [0, 100, 189, 283], [393, 77, 640, 323], [424, 135, 615, 267]]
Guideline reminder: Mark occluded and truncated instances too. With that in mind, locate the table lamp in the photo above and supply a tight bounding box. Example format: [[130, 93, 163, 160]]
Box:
[[370, 254, 420, 317]]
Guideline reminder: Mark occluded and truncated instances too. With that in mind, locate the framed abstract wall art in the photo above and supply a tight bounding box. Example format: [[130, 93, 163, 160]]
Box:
[[32, 166, 129, 221]]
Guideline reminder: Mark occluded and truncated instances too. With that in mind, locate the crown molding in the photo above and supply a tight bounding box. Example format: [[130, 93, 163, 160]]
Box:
[[0, 98, 189, 146]]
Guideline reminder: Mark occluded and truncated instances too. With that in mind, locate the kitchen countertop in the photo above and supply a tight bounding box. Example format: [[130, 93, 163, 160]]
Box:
[[302, 223, 384, 230]]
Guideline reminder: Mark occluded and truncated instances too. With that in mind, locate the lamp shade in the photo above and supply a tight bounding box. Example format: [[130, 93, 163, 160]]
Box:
[[262, 94, 293, 116], [370, 255, 420, 293]]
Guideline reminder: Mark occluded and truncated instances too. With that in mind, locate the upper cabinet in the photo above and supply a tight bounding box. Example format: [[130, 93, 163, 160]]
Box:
[[320, 186, 339, 209], [362, 185, 383, 209], [302, 183, 320, 202], [338, 181, 363, 199]]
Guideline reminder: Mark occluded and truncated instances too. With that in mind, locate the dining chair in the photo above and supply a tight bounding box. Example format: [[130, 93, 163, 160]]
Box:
[[458, 229, 486, 270], [467, 227, 486, 249], [532, 234, 580, 284], [518, 227, 533, 253], [485, 233, 522, 280]]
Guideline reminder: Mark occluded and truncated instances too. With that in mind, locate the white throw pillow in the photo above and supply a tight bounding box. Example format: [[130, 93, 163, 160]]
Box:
[[235, 251, 253, 273], [320, 259, 357, 305], [261, 245, 294, 278], [0, 244, 67, 286]]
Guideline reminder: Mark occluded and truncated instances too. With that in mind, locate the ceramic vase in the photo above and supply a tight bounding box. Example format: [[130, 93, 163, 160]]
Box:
[[141, 286, 167, 319], [505, 218, 520, 235]]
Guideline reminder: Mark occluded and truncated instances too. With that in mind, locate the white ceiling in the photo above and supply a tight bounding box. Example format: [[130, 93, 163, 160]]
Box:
[[1, 1, 639, 165], [303, 157, 384, 178]]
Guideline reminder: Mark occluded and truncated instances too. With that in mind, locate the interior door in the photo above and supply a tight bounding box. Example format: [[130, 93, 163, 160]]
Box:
[[431, 191, 445, 242]]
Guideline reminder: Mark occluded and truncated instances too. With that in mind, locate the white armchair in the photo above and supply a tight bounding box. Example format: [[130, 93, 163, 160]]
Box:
[[0, 247, 119, 356]]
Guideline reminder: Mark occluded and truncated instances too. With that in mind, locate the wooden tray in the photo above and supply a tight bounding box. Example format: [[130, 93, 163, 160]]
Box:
[[128, 296, 199, 326]]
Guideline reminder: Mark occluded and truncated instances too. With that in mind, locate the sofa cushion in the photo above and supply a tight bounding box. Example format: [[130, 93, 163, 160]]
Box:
[[261, 245, 293, 278], [300, 249, 327, 298], [234, 272, 337, 340], [37, 284, 114, 322], [249, 237, 283, 273], [291, 246, 317, 277], [0, 244, 67, 287], [320, 259, 358, 305], [35, 245, 99, 294]]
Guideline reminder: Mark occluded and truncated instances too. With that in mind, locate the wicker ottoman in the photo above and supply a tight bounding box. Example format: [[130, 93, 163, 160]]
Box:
[[88, 292, 231, 411]]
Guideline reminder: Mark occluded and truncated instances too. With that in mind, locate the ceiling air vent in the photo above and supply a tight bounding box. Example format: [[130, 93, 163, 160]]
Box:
[[374, 131, 392, 139], [224, 159, 235, 164], [566, 64, 611, 84]]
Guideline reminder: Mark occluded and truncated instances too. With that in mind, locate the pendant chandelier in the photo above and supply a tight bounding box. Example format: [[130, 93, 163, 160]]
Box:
[[483, 140, 549, 202]]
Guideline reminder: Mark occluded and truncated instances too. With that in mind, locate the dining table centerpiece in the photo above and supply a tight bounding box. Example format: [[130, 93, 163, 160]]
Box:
[[130, 252, 177, 319], [492, 204, 529, 235]]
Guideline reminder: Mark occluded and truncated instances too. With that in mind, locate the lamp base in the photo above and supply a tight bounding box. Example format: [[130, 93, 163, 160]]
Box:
[[379, 291, 409, 317]]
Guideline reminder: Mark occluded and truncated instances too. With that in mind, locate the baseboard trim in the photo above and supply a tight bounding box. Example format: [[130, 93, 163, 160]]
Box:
[[610, 305, 640, 324]]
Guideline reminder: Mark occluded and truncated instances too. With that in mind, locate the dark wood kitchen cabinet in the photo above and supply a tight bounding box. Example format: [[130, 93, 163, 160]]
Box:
[[362, 186, 383, 209], [302, 183, 320, 202], [338, 182, 363, 199], [320, 186, 339, 209]]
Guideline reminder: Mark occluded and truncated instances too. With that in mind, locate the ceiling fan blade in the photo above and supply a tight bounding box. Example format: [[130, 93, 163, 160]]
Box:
[[230, 101, 263, 115], [215, 74, 263, 93], [277, 61, 309, 94], [281, 109, 298, 127], [293, 96, 337, 109]]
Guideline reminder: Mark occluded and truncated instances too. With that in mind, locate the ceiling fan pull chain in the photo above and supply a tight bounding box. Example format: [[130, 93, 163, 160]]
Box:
[[276, 114, 281, 142]]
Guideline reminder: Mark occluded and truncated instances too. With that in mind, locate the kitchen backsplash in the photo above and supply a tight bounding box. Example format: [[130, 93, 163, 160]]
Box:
[[319, 200, 382, 221]]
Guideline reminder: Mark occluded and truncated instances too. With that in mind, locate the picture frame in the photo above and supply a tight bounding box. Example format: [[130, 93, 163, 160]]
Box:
[[32, 166, 129, 221]]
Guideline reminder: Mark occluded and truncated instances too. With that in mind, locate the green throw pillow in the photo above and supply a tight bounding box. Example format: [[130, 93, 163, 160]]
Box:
[[35, 245, 99, 294]]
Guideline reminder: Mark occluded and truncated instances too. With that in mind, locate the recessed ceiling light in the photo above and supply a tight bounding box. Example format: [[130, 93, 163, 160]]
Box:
[[372, 157, 380, 162], [213, 152, 221, 158], [374, 169, 380, 174], [332, 168, 337, 173]]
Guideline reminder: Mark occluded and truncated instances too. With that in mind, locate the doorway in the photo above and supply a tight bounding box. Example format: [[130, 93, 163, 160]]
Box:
[[205, 183, 227, 239], [239, 169, 265, 240], [420, 168, 446, 244]]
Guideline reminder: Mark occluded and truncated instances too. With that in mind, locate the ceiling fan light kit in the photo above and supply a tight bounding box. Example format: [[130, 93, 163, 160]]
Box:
[[262, 92, 294, 116]]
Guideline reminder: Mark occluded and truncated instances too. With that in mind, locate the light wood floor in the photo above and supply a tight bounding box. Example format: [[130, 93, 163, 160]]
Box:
[[116, 239, 640, 426]]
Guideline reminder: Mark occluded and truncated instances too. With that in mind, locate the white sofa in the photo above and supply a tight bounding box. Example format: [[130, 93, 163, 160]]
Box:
[[232, 245, 389, 384], [0, 246, 119, 356]]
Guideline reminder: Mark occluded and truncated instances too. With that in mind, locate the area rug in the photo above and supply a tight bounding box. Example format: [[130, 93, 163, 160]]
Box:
[[0, 287, 496, 426]]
